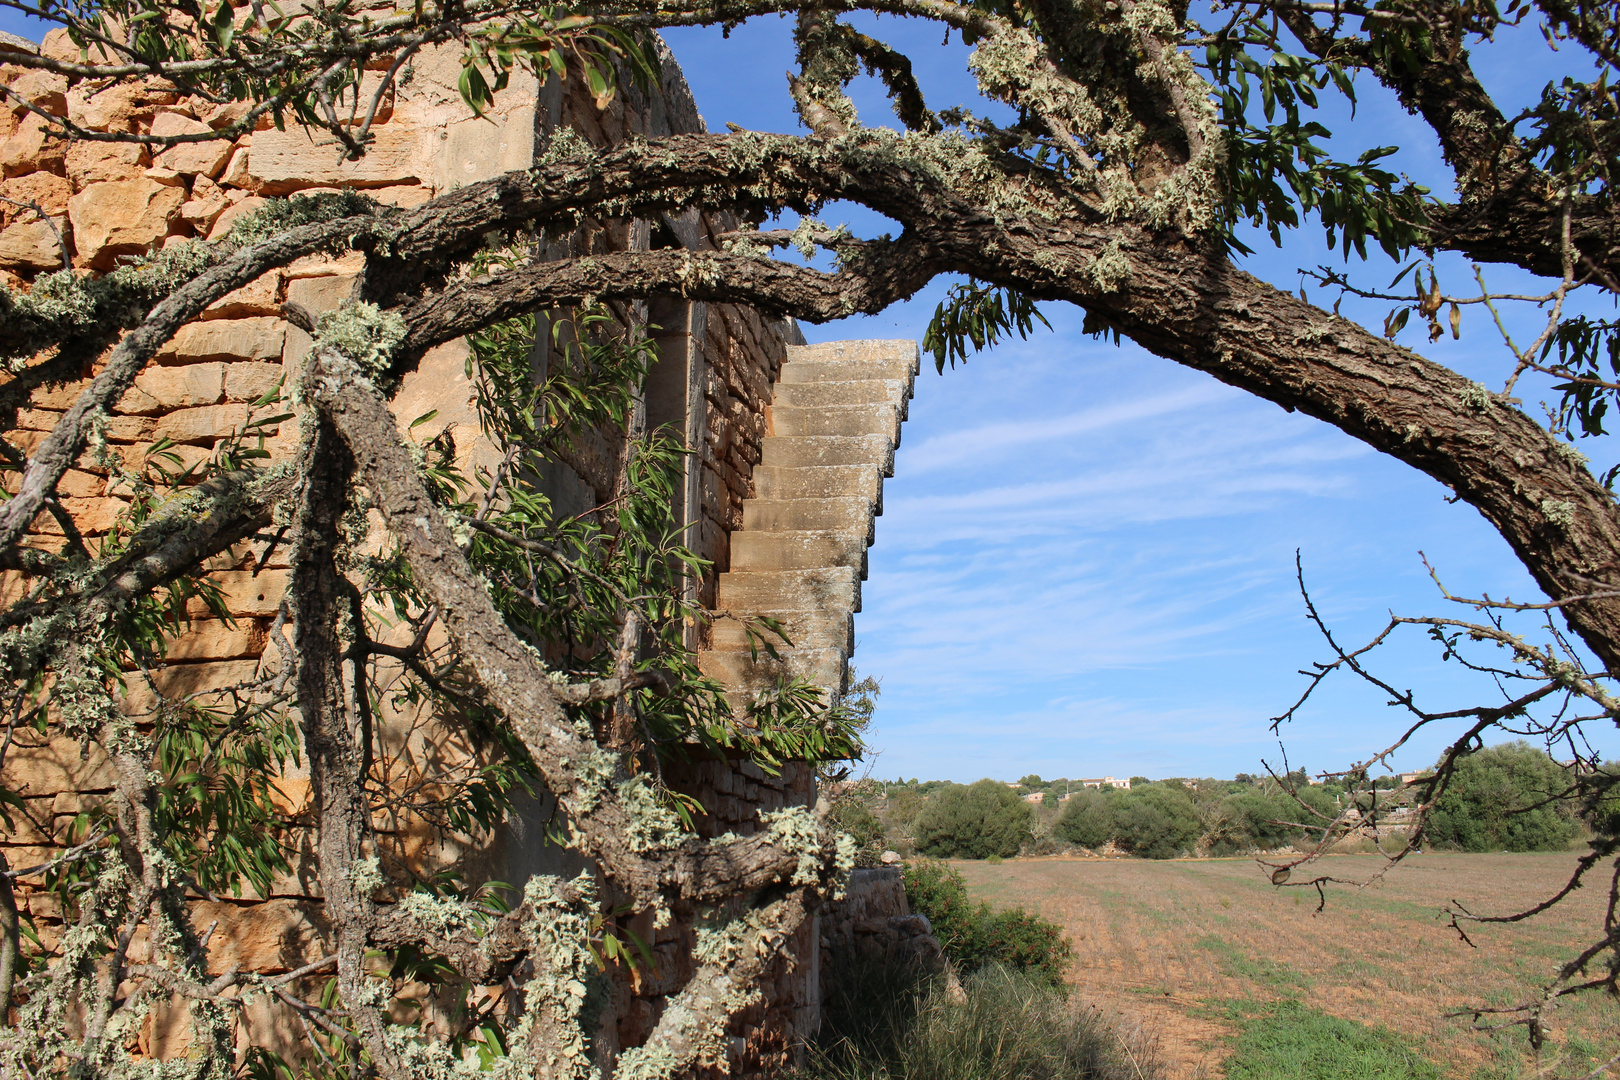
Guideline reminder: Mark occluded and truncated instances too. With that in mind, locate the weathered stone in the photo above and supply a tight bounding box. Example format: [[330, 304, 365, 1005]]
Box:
[[39, 28, 111, 65], [12, 403, 67, 433], [0, 214, 66, 269], [370, 183, 434, 207], [224, 361, 284, 402], [67, 177, 183, 269], [0, 112, 50, 177], [217, 146, 256, 190], [283, 273, 356, 312], [66, 82, 161, 132], [179, 192, 228, 233], [283, 251, 364, 279], [120, 659, 265, 715], [7, 70, 66, 114], [203, 270, 280, 318], [161, 317, 285, 363], [30, 495, 128, 534], [121, 363, 226, 414], [191, 897, 333, 973], [153, 402, 282, 445], [199, 99, 254, 130], [0, 171, 71, 222], [163, 619, 264, 662], [205, 194, 265, 239], [151, 112, 233, 178], [98, 412, 155, 442], [249, 123, 420, 193], [64, 138, 147, 187], [5, 735, 113, 793], [432, 110, 536, 190], [52, 469, 104, 498]]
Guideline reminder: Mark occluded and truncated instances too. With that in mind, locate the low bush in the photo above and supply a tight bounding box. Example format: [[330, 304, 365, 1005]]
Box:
[[1112, 783, 1201, 860], [1427, 741, 1577, 853], [902, 860, 1072, 988], [1052, 787, 1118, 848], [913, 779, 1033, 859], [803, 961, 1163, 1080]]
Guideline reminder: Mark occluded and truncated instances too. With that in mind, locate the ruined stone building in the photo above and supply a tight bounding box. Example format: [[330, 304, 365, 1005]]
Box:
[[0, 25, 928, 1075]]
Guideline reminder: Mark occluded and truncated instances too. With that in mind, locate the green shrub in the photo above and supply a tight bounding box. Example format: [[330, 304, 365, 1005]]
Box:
[[1203, 790, 1304, 855], [902, 860, 1072, 988], [1052, 787, 1118, 848], [1427, 741, 1577, 853], [804, 962, 1161, 1080], [1112, 783, 1201, 859], [913, 779, 1032, 859]]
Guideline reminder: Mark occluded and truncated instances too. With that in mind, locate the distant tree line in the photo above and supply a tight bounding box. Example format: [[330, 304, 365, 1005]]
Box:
[[839, 742, 1584, 862]]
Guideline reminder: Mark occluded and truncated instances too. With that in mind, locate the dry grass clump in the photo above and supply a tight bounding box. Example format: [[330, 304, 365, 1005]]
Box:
[[802, 959, 1163, 1080]]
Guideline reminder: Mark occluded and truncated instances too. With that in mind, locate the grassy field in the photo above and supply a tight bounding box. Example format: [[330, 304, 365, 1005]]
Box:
[[952, 853, 1618, 1079]]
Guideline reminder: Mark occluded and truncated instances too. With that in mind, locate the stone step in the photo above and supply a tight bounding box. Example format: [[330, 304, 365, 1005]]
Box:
[[779, 359, 916, 386], [743, 498, 874, 539], [753, 463, 883, 506], [730, 529, 869, 576], [785, 339, 921, 374], [759, 435, 895, 476], [768, 403, 901, 440], [698, 647, 850, 700], [772, 379, 912, 415], [709, 609, 854, 654], [716, 566, 860, 614]]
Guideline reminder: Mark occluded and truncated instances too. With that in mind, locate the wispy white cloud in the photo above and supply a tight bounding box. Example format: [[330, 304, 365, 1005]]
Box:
[[901, 383, 1233, 476]]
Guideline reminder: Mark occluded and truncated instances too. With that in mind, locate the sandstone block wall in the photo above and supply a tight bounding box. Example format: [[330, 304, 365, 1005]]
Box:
[[0, 26, 825, 1077]]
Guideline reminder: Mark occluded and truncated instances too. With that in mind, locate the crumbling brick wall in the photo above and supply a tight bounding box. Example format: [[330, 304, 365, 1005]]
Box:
[[0, 26, 820, 1076]]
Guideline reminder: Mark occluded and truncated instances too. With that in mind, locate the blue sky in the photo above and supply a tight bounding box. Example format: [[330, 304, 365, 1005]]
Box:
[[5, 9, 1612, 783], [660, 14, 1620, 783]]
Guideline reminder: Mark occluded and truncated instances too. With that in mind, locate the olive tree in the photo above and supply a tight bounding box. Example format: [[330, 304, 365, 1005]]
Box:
[[1, 0, 1620, 1068]]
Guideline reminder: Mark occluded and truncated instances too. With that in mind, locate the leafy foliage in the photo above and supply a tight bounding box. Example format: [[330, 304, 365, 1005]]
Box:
[[901, 860, 1072, 989], [1109, 783, 1202, 860], [1051, 787, 1118, 849], [913, 779, 1033, 859], [1204, 34, 1430, 258], [1426, 741, 1578, 853], [922, 280, 1050, 373]]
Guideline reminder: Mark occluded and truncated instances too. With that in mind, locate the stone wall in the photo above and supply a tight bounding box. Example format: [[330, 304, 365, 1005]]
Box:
[[819, 868, 943, 976], [0, 26, 820, 1077]]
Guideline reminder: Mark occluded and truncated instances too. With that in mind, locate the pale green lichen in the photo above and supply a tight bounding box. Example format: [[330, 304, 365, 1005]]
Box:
[[505, 872, 601, 1080], [1555, 441, 1591, 467], [613, 1043, 681, 1080], [314, 302, 407, 378], [618, 776, 687, 851], [224, 190, 380, 248], [564, 746, 619, 815], [1084, 239, 1130, 292], [537, 127, 593, 166], [397, 889, 484, 936], [761, 805, 827, 886], [1458, 381, 1496, 411], [1541, 498, 1577, 529], [351, 855, 385, 898]]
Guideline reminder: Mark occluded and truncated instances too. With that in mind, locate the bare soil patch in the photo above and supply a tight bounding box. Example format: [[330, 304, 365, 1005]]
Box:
[[952, 852, 1618, 1079]]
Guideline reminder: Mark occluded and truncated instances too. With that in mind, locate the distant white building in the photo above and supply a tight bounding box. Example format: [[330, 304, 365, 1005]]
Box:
[[1079, 777, 1130, 790]]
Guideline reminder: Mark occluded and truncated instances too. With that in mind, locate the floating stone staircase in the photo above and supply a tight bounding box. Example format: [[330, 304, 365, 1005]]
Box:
[[700, 340, 919, 704]]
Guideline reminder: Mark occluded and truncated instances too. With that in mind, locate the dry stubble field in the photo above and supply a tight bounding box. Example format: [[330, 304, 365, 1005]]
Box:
[[953, 853, 1618, 1079]]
